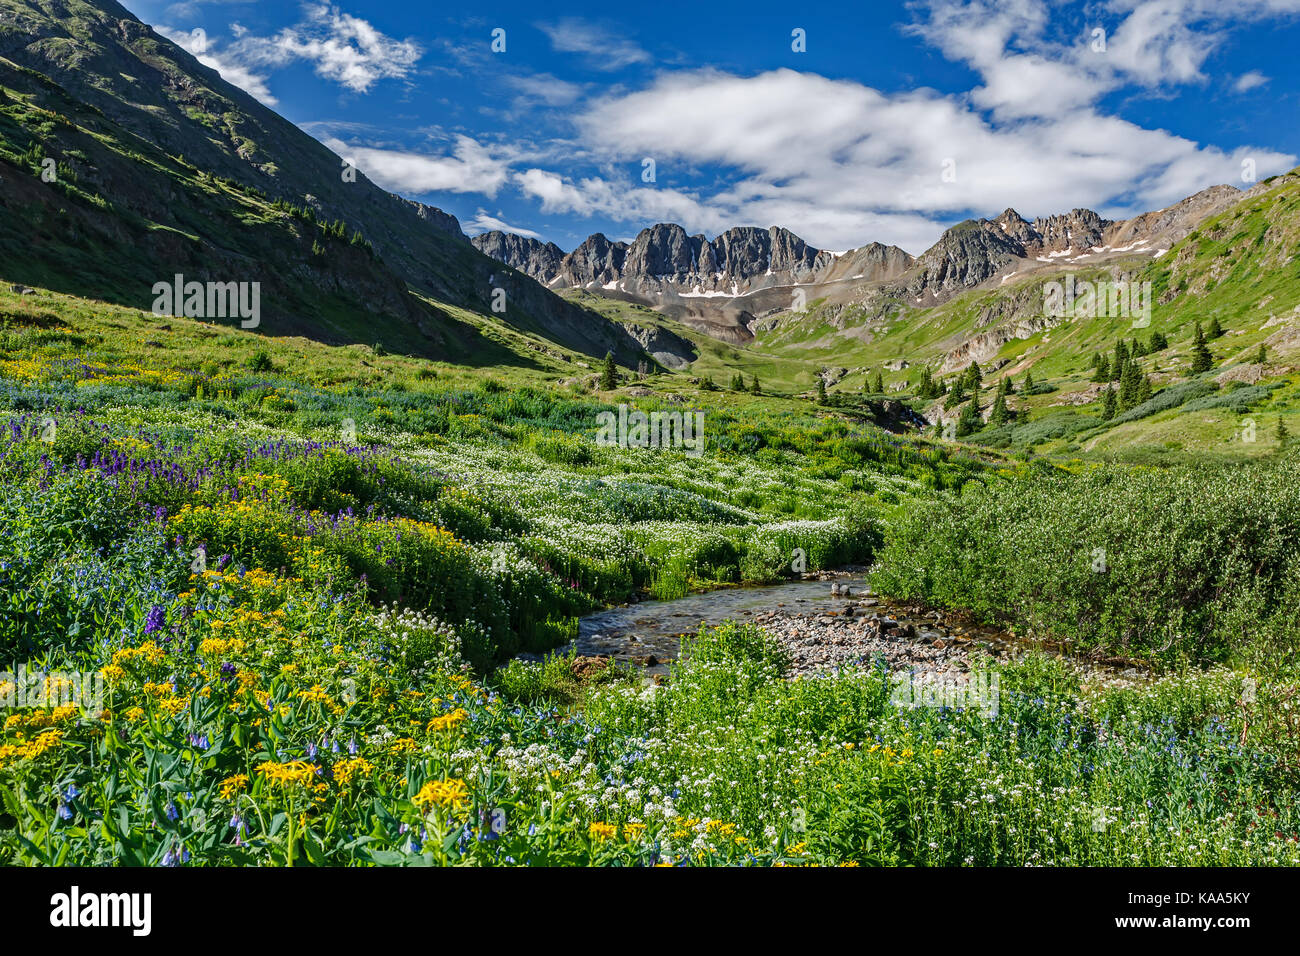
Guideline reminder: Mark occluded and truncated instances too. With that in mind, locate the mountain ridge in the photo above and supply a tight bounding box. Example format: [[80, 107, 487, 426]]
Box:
[[0, 0, 647, 364]]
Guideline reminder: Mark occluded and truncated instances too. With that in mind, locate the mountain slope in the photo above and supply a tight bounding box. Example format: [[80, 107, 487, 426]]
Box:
[[0, 0, 641, 363]]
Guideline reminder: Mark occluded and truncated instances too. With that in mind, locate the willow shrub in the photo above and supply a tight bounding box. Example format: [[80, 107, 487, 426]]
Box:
[[872, 455, 1300, 662]]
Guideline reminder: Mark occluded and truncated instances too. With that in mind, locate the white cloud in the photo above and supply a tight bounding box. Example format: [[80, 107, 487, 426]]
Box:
[[463, 210, 542, 238], [501, 73, 585, 107], [212, 3, 421, 95], [553, 62, 1294, 252], [155, 25, 278, 105], [325, 135, 513, 196], [1234, 70, 1270, 92], [536, 19, 650, 71]]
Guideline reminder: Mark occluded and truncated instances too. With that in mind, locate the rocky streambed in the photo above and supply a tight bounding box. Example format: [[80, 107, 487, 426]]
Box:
[[558, 571, 1148, 689]]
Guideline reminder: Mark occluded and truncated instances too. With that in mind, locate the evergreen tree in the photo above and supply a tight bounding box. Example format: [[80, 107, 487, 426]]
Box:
[[1190, 322, 1214, 373], [944, 376, 967, 410], [989, 388, 1011, 426], [750, 375, 762, 396], [1279, 415, 1289, 443], [1206, 316, 1224, 339], [1118, 359, 1142, 410], [600, 351, 618, 390], [1023, 369, 1035, 393], [915, 365, 935, 398], [956, 397, 982, 437], [817, 377, 829, 404], [1256, 343, 1268, 365], [872, 371, 885, 394], [1092, 356, 1110, 383], [1148, 330, 1168, 352], [1101, 385, 1117, 421], [1136, 373, 1153, 405]]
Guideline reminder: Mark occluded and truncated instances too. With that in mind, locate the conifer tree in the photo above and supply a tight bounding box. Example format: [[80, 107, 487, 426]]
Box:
[[872, 371, 885, 394], [1190, 322, 1214, 373], [1101, 385, 1117, 421], [945, 376, 967, 410], [1119, 358, 1142, 409], [989, 388, 1011, 426], [600, 351, 618, 390]]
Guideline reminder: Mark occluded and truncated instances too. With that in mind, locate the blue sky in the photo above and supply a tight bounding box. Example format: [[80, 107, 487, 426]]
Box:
[[124, 0, 1300, 255]]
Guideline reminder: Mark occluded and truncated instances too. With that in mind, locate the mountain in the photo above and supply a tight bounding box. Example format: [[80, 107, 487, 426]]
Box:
[[473, 223, 914, 342], [472, 184, 1239, 345], [898, 186, 1245, 303], [473, 223, 913, 294], [0, 0, 642, 363]]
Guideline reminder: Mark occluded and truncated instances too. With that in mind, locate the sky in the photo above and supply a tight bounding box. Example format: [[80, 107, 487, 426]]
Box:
[[122, 0, 1300, 256]]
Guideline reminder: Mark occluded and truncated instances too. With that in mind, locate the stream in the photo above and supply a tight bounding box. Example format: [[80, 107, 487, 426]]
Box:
[[562, 571, 1148, 688]]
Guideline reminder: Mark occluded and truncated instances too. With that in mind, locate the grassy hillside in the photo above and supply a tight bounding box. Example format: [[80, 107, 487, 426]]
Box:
[[3, 279, 1300, 866], [0, 0, 645, 364], [567, 169, 1300, 463]]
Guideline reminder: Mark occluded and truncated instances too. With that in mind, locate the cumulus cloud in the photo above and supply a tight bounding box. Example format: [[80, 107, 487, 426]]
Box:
[[523, 0, 1299, 252], [1234, 70, 1270, 92], [324, 135, 513, 196], [199, 3, 422, 96]]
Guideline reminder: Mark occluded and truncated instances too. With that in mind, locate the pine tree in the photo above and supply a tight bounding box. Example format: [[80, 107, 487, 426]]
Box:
[[956, 397, 982, 437], [944, 377, 967, 410], [1101, 385, 1117, 421], [1092, 356, 1110, 383], [1118, 359, 1142, 409], [1136, 373, 1153, 405], [963, 361, 983, 390], [750, 376, 762, 396], [872, 371, 885, 394], [1023, 369, 1035, 394], [1279, 415, 1289, 443], [732, 372, 745, 391], [1149, 330, 1168, 352], [600, 351, 618, 390], [817, 377, 829, 404], [1206, 316, 1224, 339], [1190, 322, 1213, 373], [1256, 343, 1267, 365], [916, 365, 934, 398], [989, 389, 1011, 426]]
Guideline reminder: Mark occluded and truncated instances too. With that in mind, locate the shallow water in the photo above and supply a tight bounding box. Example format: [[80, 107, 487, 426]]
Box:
[[566, 573, 1147, 685], [570, 575, 874, 674]]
